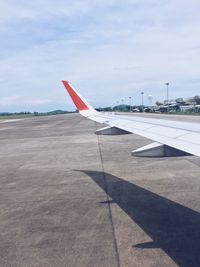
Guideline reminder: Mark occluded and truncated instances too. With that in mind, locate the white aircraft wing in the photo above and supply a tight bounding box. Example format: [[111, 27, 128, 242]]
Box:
[[62, 80, 200, 157]]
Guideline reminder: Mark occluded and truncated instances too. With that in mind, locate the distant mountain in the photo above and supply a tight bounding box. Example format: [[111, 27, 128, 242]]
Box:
[[0, 110, 75, 117], [46, 110, 71, 115], [0, 112, 11, 115]]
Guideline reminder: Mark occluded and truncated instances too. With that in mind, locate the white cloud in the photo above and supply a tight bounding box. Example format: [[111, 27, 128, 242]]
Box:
[[0, 96, 21, 107], [29, 99, 53, 105], [0, 95, 53, 108]]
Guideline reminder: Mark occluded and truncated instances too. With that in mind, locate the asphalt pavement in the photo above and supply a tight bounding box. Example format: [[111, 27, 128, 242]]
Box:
[[0, 113, 200, 267]]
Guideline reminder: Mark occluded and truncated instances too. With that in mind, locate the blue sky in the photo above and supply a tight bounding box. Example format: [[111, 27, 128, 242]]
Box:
[[0, 0, 200, 112]]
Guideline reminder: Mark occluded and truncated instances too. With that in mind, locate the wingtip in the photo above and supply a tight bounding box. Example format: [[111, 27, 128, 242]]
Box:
[[62, 80, 90, 111], [62, 80, 69, 85]]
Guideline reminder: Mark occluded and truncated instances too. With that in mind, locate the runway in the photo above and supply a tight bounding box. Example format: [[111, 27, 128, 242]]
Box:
[[0, 113, 200, 267]]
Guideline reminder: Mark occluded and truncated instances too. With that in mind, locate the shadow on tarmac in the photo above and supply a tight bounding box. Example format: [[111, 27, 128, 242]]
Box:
[[78, 170, 200, 267]]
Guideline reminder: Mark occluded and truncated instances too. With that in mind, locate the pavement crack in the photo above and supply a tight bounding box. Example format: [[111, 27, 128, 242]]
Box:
[[95, 123, 121, 267]]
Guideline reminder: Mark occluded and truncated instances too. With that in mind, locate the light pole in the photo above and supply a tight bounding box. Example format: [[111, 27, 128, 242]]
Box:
[[141, 92, 144, 110], [165, 82, 169, 111], [129, 96, 132, 112], [121, 99, 124, 111]]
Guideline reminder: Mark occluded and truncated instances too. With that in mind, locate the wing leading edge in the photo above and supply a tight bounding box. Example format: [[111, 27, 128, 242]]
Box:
[[62, 80, 200, 157]]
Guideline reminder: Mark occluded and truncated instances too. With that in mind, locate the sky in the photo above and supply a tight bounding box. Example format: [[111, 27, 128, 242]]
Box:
[[0, 0, 200, 112]]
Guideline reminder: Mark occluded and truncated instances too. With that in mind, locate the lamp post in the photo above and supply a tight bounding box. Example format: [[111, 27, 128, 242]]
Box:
[[121, 99, 124, 111], [129, 96, 132, 112], [165, 82, 169, 111], [141, 92, 144, 110]]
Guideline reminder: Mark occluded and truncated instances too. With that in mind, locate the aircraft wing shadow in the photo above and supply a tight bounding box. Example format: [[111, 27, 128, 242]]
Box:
[[77, 170, 200, 267]]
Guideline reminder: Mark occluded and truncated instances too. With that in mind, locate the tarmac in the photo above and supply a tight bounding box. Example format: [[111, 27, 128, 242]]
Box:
[[0, 113, 200, 267]]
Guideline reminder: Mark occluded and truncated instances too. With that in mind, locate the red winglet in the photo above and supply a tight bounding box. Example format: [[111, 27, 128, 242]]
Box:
[[62, 80, 89, 111]]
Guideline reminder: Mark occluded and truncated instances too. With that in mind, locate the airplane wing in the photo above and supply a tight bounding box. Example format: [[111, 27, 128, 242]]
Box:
[[62, 80, 200, 157]]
